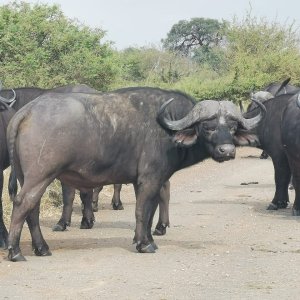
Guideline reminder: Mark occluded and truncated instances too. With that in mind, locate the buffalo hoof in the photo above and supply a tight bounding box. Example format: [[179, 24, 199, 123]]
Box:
[[8, 249, 26, 262], [112, 202, 124, 210], [34, 246, 52, 257], [92, 206, 99, 212], [151, 241, 158, 250], [153, 224, 167, 236], [136, 242, 156, 253], [267, 201, 288, 210], [260, 151, 269, 159], [80, 217, 94, 229], [267, 203, 278, 210], [292, 208, 300, 216], [52, 223, 67, 232]]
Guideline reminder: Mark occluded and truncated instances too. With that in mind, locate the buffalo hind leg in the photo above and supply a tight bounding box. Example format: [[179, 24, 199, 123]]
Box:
[[0, 171, 8, 248], [154, 180, 170, 236], [80, 189, 95, 229], [92, 186, 103, 212], [267, 157, 290, 210], [52, 183, 76, 231], [26, 201, 51, 257], [8, 179, 52, 262], [112, 184, 124, 210]]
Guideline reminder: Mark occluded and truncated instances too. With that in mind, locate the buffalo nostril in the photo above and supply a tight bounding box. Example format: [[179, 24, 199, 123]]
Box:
[[219, 146, 225, 153]]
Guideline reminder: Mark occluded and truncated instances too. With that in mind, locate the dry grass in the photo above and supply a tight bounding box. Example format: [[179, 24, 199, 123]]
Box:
[[2, 169, 64, 225], [2, 169, 115, 226]]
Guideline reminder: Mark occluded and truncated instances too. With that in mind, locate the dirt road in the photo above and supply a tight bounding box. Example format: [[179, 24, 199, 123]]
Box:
[[1, 147, 300, 299]]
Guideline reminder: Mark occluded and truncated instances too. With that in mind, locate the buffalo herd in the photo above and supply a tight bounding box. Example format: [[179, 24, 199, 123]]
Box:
[[0, 78, 299, 262]]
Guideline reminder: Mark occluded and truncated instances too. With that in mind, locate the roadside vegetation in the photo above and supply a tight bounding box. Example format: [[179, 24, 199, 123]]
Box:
[[1, 2, 300, 102], [1, 1, 300, 218]]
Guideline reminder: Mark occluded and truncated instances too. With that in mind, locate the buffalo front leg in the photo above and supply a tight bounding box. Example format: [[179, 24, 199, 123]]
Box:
[[112, 184, 124, 210], [8, 179, 51, 262], [267, 157, 290, 210], [133, 181, 161, 253], [154, 180, 170, 236], [80, 189, 95, 229], [0, 171, 8, 248], [52, 183, 76, 231]]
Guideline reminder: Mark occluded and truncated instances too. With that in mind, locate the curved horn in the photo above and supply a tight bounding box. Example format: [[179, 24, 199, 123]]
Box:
[[157, 98, 217, 131], [274, 77, 291, 96], [240, 98, 266, 130], [0, 89, 16, 103]]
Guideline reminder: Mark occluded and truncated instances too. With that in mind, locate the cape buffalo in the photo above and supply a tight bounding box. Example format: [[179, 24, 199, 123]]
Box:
[[0, 84, 106, 248], [248, 78, 300, 160], [6, 87, 265, 261], [0, 85, 170, 242], [242, 93, 295, 210], [280, 92, 300, 215]]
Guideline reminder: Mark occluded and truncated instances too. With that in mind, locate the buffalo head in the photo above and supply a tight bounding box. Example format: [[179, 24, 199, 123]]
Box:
[[157, 98, 266, 162]]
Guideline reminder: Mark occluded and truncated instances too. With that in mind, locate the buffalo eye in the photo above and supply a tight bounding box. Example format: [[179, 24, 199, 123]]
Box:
[[203, 125, 216, 133], [203, 125, 217, 136]]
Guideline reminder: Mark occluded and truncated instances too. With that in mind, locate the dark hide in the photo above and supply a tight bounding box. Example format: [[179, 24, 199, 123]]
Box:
[[0, 103, 15, 248], [243, 93, 295, 210], [264, 78, 300, 96], [281, 93, 300, 215], [6, 87, 264, 261], [0, 84, 100, 248]]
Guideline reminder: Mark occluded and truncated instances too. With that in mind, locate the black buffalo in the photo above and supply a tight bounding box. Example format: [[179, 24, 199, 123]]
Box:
[[243, 93, 296, 210], [0, 100, 16, 248], [6, 87, 265, 261], [280, 92, 300, 215], [0, 86, 169, 239], [248, 78, 300, 160], [0, 84, 106, 248]]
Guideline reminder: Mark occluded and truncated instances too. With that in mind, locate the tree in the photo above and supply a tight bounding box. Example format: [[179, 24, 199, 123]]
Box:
[[0, 1, 119, 90], [114, 46, 199, 87], [162, 18, 226, 57]]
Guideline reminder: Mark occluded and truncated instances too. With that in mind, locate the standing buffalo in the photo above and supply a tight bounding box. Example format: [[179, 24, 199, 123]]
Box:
[[6, 87, 265, 261], [242, 92, 296, 210], [0, 98, 16, 248], [0, 84, 105, 248], [281, 92, 300, 215], [248, 78, 300, 160]]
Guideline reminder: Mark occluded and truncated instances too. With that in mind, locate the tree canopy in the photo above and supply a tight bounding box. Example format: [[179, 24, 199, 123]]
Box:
[[0, 1, 119, 90], [162, 18, 226, 56]]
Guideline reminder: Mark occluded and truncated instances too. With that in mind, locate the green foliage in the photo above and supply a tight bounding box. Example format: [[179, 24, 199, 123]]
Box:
[[112, 46, 199, 89], [162, 18, 227, 58], [170, 13, 300, 103], [225, 13, 300, 91], [0, 1, 119, 90]]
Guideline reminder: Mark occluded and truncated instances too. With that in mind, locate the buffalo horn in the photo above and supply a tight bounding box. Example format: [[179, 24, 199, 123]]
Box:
[[157, 98, 217, 131], [240, 98, 266, 130], [0, 89, 16, 104]]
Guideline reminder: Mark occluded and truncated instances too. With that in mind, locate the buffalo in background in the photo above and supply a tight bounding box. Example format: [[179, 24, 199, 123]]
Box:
[[281, 92, 300, 215]]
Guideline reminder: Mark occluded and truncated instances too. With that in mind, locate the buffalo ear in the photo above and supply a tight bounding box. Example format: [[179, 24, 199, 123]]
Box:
[[233, 129, 260, 146], [172, 128, 197, 147]]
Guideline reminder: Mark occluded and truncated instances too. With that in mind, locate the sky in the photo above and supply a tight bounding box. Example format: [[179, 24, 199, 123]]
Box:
[[0, 0, 299, 49]]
